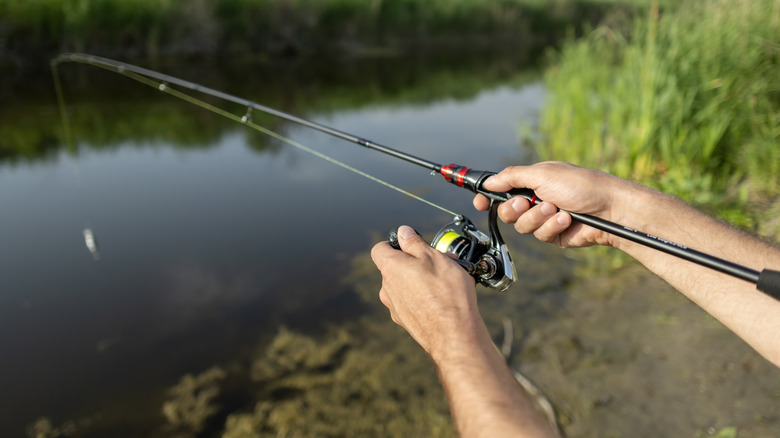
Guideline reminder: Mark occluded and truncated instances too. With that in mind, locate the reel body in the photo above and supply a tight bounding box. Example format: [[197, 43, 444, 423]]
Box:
[[389, 202, 517, 292]]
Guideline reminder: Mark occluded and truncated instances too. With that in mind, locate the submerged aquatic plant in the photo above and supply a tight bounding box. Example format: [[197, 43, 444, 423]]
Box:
[[161, 366, 227, 437], [227, 323, 453, 437]]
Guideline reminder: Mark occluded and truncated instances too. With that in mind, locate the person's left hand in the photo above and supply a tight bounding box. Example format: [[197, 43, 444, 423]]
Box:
[[371, 225, 479, 360]]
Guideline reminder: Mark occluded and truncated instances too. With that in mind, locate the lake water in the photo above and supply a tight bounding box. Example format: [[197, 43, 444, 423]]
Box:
[[1, 50, 545, 436]]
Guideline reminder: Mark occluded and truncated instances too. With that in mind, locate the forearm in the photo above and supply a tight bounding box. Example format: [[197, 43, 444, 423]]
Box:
[[610, 185, 780, 365], [432, 316, 557, 438], [373, 230, 559, 437], [478, 162, 780, 366]]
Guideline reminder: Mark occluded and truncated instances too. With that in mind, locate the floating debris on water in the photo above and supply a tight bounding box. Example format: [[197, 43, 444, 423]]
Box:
[[83, 227, 100, 261]]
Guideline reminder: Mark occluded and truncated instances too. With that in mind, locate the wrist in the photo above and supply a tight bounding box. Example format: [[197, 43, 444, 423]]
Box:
[[597, 176, 664, 250], [427, 312, 493, 365]]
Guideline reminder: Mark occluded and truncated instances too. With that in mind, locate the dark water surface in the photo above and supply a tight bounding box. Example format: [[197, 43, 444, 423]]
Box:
[[0, 50, 544, 435]]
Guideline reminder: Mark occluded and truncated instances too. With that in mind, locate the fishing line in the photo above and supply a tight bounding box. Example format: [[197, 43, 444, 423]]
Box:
[[52, 59, 105, 261], [50, 54, 458, 218], [51, 53, 517, 291], [50, 53, 780, 297]]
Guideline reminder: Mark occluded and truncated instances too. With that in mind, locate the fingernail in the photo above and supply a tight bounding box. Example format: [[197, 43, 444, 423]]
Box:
[[397, 225, 417, 240], [540, 202, 557, 216], [556, 213, 569, 226], [483, 175, 496, 187]]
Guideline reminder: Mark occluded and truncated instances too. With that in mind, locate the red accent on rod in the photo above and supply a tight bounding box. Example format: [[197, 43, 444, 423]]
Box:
[[440, 164, 456, 182], [456, 166, 470, 187]]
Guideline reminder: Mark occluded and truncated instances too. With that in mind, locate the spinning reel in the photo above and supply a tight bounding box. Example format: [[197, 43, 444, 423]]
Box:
[[389, 201, 517, 292]]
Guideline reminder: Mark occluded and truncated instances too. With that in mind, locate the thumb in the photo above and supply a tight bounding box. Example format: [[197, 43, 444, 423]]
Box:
[[396, 225, 430, 255]]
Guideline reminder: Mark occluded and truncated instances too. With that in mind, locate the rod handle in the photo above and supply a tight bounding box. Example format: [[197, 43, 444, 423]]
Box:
[[471, 174, 768, 290], [758, 269, 780, 299]]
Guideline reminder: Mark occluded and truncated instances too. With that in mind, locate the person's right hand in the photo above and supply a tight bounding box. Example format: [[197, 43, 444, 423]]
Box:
[[371, 225, 479, 360], [473, 161, 640, 249]]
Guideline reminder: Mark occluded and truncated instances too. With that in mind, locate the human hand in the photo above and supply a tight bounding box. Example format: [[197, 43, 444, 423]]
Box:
[[371, 225, 480, 360], [473, 161, 632, 248]]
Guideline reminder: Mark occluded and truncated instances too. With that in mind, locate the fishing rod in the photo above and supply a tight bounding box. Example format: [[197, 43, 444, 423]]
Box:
[[50, 53, 516, 291], [51, 53, 780, 299]]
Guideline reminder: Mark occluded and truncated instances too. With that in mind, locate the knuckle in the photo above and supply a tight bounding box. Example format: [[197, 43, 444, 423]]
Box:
[[496, 166, 519, 181], [400, 236, 427, 253], [370, 242, 387, 263], [496, 203, 516, 223], [378, 289, 390, 306]]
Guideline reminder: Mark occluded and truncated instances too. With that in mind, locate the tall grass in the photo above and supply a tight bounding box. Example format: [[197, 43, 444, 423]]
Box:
[[538, 0, 780, 236]]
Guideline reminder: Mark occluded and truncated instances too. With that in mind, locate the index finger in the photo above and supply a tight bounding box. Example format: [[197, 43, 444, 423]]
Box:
[[370, 225, 432, 269], [370, 241, 408, 271], [483, 162, 583, 195], [474, 165, 535, 210], [482, 165, 535, 192]]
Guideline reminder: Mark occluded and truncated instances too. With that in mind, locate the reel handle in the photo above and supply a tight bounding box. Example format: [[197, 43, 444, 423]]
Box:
[[388, 226, 422, 250], [388, 227, 401, 250]]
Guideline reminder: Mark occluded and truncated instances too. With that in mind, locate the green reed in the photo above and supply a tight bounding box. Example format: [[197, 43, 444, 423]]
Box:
[[538, 0, 780, 235]]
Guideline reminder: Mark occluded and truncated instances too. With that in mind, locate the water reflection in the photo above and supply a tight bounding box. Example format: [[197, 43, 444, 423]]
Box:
[[2, 48, 538, 164]]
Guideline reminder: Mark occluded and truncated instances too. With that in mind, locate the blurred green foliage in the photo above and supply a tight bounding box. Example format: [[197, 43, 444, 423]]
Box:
[[0, 0, 649, 61], [538, 0, 780, 237]]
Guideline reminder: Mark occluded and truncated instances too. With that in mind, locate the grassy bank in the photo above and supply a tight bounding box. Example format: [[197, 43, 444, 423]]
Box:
[[538, 0, 780, 237], [0, 0, 641, 64]]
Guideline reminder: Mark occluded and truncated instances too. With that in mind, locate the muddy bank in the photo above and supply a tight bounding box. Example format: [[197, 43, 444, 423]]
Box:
[[481, 242, 780, 437], [281, 238, 779, 437]]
